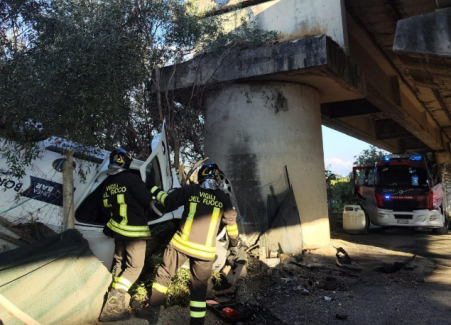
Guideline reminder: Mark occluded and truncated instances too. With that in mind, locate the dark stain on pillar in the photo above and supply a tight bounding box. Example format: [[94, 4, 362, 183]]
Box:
[[226, 153, 268, 234]]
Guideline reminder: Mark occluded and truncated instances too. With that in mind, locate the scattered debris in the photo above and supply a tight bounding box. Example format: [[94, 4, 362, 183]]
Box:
[[264, 258, 280, 268], [206, 293, 253, 323], [293, 286, 309, 294], [324, 277, 338, 291], [234, 238, 435, 325], [336, 314, 348, 320], [335, 247, 362, 271], [222, 307, 240, 316], [373, 255, 416, 274], [335, 247, 352, 264]]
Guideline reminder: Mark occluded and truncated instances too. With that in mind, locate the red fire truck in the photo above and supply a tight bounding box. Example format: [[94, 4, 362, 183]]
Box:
[[344, 154, 451, 234]]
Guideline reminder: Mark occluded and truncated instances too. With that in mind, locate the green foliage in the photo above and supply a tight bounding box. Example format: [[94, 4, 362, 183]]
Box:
[[325, 166, 336, 186], [353, 145, 389, 167], [0, 140, 41, 179], [326, 145, 390, 212], [1, 0, 145, 146], [1, 0, 279, 174], [327, 180, 355, 213], [326, 166, 355, 213]]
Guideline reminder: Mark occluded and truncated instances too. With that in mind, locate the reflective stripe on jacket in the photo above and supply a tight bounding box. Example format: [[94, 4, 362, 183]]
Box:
[[152, 184, 238, 260], [101, 171, 152, 238]]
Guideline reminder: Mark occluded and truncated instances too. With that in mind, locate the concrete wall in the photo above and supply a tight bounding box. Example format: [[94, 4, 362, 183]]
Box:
[[198, 0, 348, 51], [204, 82, 330, 249]]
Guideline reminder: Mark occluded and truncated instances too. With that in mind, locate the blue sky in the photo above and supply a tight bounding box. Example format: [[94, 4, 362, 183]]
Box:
[[322, 126, 371, 177]]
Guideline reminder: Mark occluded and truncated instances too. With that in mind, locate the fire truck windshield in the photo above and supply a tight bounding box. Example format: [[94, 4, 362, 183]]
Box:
[[375, 165, 429, 187]]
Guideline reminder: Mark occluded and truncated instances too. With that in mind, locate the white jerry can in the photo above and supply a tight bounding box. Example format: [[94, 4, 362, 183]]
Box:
[[343, 205, 368, 234]]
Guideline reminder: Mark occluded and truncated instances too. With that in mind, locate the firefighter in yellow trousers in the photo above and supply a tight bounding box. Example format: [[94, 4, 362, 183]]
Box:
[[135, 162, 240, 325]]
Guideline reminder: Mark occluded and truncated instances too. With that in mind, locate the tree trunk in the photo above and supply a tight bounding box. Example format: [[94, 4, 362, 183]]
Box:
[[0, 215, 36, 244], [173, 137, 180, 171], [63, 151, 75, 230], [155, 67, 163, 122]]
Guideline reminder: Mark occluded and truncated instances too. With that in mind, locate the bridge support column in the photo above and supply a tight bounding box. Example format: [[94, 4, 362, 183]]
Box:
[[204, 82, 330, 249]]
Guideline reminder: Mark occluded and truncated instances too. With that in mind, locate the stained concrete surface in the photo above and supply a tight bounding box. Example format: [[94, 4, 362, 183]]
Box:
[[394, 8, 451, 59], [204, 83, 330, 249]]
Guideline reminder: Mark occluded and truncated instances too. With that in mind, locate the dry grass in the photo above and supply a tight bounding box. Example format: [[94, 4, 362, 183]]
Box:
[[165, 268, 192, 307], [278, 22, 328, 43], [129, 220, 225, 307]]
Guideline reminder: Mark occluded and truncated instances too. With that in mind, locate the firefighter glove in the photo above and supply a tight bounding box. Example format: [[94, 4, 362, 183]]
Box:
[[229, 235, 241, 248]]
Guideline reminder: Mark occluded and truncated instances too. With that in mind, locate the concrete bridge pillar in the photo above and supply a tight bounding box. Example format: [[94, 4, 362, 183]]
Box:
[[204, 82, 330, 249]]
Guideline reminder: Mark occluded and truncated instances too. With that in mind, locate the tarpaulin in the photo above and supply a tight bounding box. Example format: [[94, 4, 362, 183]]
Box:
[[0, 229, 111, 325], [264, 188, 303, 255]]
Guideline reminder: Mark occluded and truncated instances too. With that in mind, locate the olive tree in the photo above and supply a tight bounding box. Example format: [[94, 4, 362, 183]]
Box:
[[1, 0, 278, 173]]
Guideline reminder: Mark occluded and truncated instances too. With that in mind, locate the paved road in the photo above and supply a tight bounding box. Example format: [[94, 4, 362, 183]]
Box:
[[333, 227, 451, 322]]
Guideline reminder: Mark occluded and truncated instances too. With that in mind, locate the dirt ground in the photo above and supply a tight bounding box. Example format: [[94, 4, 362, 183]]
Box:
[[101, 226, 451, 325], [230, 227, 451, 325]]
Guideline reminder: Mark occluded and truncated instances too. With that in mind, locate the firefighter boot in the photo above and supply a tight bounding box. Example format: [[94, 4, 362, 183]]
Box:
[[134, 305, 161, 322], [99, 289, 130, 322]]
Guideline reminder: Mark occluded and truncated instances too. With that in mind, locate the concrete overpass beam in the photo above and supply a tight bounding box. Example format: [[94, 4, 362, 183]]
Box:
[[436, 151, 451, 165], [204, 82, 330, 250], [198, 0, 348, 50], [436, 0, 451, 9], [347, 12, 445, 151], [375, 119, 413, 140], [394, 8, 451, 59], [399, 137, 429, 152], [321, 99, 380, 119], [321, 114, 400, 153]]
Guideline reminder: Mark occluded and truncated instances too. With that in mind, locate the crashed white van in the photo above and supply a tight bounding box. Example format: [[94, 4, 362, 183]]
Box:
[[0, 123, 230, 272]]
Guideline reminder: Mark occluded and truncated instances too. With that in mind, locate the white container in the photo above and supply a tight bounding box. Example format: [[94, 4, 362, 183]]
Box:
[[343, 205, 368, 234]]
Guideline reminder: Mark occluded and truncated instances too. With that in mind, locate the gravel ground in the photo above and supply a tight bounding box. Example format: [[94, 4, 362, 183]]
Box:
[[96, 305, 227, 325]]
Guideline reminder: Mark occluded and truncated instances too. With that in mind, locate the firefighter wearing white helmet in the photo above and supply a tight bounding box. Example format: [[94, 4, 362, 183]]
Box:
[[99, 148, 153, 322], [136, 162, 240, 325]]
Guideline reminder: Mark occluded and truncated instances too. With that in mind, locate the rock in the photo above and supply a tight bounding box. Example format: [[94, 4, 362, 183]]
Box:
[[324, 277, 338, 291], [235, 279, 253, 305], [336, 314, 348, 320], [293, 253, 303, 261], [264, 258, 280, 268]]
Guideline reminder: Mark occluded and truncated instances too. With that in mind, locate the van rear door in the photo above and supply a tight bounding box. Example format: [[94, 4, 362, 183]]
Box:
[[139, 121, 178, 224], [140, 120, 172, 192]]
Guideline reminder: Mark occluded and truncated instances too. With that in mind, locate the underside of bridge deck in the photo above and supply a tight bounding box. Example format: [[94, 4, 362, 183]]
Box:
[[159, 0, 451, 248]]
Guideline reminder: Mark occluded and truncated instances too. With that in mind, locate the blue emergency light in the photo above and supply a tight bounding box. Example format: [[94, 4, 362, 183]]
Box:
[[384, 156, 390, 161], [410, 155, 422, 161], [385, 195, 390, 200]]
